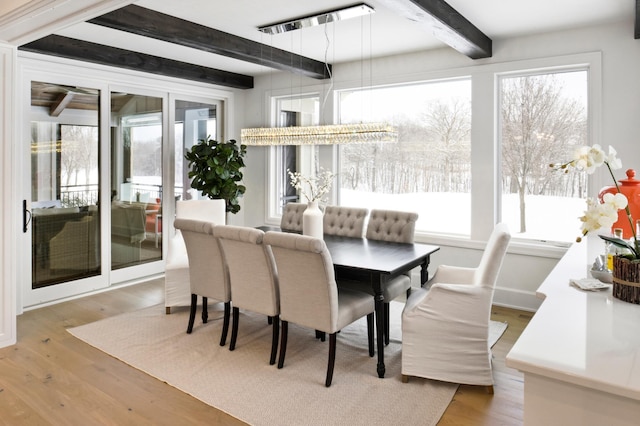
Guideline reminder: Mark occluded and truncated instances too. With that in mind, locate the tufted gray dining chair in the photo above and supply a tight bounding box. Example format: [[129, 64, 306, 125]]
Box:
[[339, 209, 419, 345], [264, 231, 375, 387], [174, 218, 231, 347], [214, 225, 280, 365], [323, 206, 369, 238], [280, 202, 307, 232]]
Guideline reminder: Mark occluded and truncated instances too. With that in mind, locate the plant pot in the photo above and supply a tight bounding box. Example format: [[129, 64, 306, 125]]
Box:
[[612, 256, 640, 304]]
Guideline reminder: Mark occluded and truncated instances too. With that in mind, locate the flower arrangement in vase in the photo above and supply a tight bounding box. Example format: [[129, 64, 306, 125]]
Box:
[[551, 144, 640, 303], [288, 168, 335, 239]]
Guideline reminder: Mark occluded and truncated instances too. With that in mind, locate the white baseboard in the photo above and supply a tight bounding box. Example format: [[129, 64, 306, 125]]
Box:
[[493, 286, 541, 312]]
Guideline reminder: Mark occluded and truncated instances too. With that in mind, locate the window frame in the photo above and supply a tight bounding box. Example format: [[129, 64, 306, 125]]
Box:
[[264, 52, 601, 256]]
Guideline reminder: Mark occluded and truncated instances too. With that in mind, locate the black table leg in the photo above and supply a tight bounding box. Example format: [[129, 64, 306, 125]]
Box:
[[374, 275, 386, 378]]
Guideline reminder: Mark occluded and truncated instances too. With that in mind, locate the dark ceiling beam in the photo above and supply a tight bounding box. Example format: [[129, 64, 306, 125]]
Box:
[[378, 0, 492, 59], [19, 35, 254, 90], [88, 4, 330, 79]]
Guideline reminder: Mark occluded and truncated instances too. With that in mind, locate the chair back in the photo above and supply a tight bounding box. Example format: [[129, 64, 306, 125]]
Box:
[[474, 222, 511, 288], [214, 225, 279, 316], [280, 202, 306, 232], [176, 199, 226, 223], [366, 209, 418, 243], [323, 206, 368, 237], [173, 218, 230, 302], [263, 231, 338, 332]]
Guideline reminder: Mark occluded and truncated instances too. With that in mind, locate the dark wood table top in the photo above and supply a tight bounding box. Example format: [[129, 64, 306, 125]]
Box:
[[258, 226, 439, 277], [321, 234, 440, 276]]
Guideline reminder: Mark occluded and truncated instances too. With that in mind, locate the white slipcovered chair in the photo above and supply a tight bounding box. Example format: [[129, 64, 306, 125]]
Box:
[[401, 223, 511, 392], [323, 205, 368, 237], [173, 218, 231, 346], [339, 209, 418, 345], [214, 225, 280, 365], [164, 199, 226, 314], [264, 231, 375, 387]]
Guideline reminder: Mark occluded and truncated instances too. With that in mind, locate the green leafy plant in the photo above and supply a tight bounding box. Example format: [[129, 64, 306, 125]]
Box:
[[185, 138, 247, 214]]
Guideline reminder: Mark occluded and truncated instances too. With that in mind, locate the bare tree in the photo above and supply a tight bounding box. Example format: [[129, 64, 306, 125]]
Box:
[[501, 74, 586, 233], [422, 99, 471, 192]]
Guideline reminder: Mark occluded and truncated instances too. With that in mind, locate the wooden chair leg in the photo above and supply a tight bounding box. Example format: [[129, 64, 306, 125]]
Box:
[[278, 321, 289, 369], [202, 296, 208, 323], [165, 306, 171, 315], [402, 375, 409, 383], [229, 306, 240, 351], [186, 294, 197, 334], [219, 301, 230, 347], [269, 316, 280, 365], [486, 385, 494, 394], [367, 313, 375, 357], [325, 333, 337, 387]]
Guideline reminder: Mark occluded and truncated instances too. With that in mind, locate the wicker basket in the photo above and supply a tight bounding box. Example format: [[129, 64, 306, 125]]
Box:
[[612, 256, 640, 304]]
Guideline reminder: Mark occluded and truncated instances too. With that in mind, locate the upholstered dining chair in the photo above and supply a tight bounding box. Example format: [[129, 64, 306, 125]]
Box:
[[401, 223, 511, 393], [214, 225, 280, 365], [339, 209, 419, 345], [173, 218, 231, 347], [280, 202, 307, 232], [323, 205, 369, 237], [263, 231, 375, 387], [164, 199, 226, 314]]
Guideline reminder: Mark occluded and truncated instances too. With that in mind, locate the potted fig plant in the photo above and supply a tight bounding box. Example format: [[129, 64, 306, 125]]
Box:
[[185, 138, 247, 214]]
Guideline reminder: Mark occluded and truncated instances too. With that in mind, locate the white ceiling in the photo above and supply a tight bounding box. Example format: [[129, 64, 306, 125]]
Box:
[[4, 0, 636, 77]]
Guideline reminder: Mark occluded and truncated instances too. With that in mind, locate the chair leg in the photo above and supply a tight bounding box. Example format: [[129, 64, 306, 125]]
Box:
[[486, 385, 494, 394], [219, 301, 230, 347], [229, 306, 240, 351], [267, 317, 273, 325], [269, 315, 280, 365], [325, 333, 337, 387], [278, 321, 289, 369], [202, 296, 208, 323], [315, 330, 326, 341], [384, 302, 390, 346], [186, 294, 197, 334], [366, 313, 375, 357], [165, 306, 171, 315], [402, 375, 409, 383]]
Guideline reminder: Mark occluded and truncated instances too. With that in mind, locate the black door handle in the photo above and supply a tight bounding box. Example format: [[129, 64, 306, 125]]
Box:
[[23, 199, 31, 233]]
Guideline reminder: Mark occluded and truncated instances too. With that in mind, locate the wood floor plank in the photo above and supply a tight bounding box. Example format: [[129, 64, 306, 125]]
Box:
[[0, 280, 530, 425]]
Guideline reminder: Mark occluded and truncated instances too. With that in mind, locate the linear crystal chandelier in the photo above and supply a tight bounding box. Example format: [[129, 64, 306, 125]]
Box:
[[241, 122, 397, 146], [241, 4, 398, 146]]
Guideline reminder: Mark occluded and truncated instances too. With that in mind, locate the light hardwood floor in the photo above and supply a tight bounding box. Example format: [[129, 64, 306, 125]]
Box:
[[0, 279, 532, 425]]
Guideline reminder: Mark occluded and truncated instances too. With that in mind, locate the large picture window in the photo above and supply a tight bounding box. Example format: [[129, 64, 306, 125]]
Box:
[[499, 69, 588, 243], [338, 79, 472, 235]]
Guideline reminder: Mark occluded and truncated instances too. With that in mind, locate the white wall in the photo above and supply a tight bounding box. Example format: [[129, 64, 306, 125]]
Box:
[[237, 18, 640, 311]]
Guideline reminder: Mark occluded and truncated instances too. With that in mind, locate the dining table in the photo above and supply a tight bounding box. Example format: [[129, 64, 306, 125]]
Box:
[[258, 226, 440, 378]]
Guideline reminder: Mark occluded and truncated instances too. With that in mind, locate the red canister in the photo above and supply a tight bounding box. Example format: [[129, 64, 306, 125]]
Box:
[[598, 169, 640, 239]]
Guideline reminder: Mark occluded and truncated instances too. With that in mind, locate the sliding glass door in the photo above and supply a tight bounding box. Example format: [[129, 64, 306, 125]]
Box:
[[110, 92, 163, 270], [29, 82, 102, 290]]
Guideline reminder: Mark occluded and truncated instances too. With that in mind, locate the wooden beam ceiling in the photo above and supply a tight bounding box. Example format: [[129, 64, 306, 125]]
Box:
[[19, 35, 254, 90], [378, 0, 492, 59], [88, 4, 331, 79]]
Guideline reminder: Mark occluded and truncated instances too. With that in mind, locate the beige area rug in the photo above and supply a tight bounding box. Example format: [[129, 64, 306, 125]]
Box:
[[69, 301, 507, 426]]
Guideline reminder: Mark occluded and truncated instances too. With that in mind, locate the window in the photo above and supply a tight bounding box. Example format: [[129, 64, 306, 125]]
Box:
[[499, 69, 588, 243], [269, 95, 320, 218], [338, 79, 472, 235]]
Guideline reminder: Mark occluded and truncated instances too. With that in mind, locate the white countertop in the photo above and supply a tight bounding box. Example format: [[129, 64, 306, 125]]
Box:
[[506, 235, 640, 401]]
